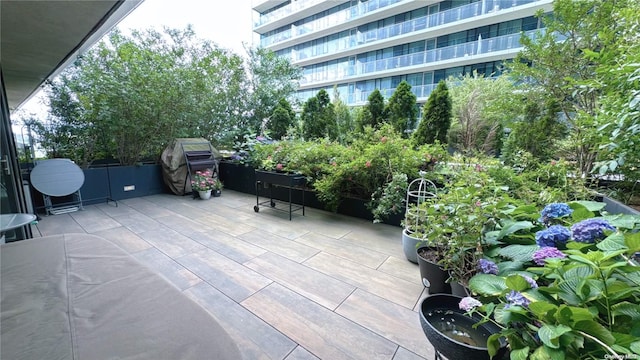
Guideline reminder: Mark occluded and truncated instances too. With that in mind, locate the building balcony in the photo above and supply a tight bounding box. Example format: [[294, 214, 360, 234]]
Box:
[[298, 29, 539, 90], [259, 0, 423, 49], [262, 0, 550, 52], [253, 0, 350, 34]]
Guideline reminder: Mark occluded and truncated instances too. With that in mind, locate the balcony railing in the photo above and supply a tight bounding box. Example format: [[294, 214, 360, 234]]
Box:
[[263, 0, 540, 50], [255, 0, 327, 28], [299, 29, 540, 86]]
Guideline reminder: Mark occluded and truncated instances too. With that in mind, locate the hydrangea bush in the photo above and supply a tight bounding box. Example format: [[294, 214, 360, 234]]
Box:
[[460, 201, 640, 359]]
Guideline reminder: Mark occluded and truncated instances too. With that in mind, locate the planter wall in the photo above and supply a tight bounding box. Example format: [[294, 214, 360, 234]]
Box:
[[601, 195, 640, 216], [23, 163, 168, 212]]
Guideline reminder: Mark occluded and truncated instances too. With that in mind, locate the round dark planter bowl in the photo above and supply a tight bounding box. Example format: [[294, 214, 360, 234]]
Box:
[[419, 294, 507, 360]]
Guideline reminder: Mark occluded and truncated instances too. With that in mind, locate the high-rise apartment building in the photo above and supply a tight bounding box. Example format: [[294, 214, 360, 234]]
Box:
[[252, 0, 553, 107]]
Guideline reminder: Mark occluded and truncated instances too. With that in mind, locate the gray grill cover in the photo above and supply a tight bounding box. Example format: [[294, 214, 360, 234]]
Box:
[[161, 138, 219, 195]]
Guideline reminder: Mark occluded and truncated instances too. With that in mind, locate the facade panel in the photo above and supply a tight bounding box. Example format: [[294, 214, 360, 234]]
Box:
[[252, 0, 552, 106]]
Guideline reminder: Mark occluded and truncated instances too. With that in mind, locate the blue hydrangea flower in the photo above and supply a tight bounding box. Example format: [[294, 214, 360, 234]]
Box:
[[459, 297, 483, 311], [532, 247, 566, 265], [478, 259, 499, 275], [535, 225, 571, 248], [506, 291, 530, 308], [523, 275, 538, 289], [571, 218, 616, 243], [538, 203, 573, 224]]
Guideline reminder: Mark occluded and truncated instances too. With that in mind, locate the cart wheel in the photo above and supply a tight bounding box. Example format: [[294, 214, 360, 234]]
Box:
[[270, 201, 276, 207], [253, 205, 259, 212]]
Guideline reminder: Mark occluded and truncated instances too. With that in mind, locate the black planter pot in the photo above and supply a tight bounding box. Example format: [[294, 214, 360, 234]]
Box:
[[213, 189, 222, 197], [416, 246, 451, 294], [419, 294, 507, 360], [450, 280, 469, 297]]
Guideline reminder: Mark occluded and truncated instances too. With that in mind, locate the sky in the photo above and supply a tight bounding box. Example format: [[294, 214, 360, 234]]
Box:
[[117, 0, 256, 55], [18, 0, 255, 116]]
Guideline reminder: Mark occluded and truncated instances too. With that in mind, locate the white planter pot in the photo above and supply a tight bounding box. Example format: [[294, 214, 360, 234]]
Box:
[[198, 190, 212, 200]]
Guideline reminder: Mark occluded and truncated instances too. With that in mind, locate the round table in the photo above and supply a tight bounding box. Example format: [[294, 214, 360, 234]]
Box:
[[0, 213, 37, 240], [30, 159, 85, 196]]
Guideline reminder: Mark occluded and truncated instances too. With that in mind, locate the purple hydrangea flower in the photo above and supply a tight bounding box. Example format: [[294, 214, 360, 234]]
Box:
[[538, 203, 573, 224], [571, 218, 616, 243], [459, 297, 483, 311], [523, 275, 538, 288], [478, 259, 499, 275], [535, 225, 571, 248], [532, 247, 566, 265], [506, 291, 530, 308]]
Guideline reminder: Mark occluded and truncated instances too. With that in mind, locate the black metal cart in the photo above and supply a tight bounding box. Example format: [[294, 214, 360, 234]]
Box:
[[254, 170, 306, 220]]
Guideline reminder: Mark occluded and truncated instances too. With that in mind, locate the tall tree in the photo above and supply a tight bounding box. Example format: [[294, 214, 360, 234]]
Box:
[[447, 72, 516, 155], [268, 98, 295, 140], [302, 89, 337, 140], [508, 0, 629, 174], [413, 80, 452, 146], [355, 89, 386, 131], [332, 86, 353, 144], [385, 81, 417, 136], [245, 47, 302, 134]]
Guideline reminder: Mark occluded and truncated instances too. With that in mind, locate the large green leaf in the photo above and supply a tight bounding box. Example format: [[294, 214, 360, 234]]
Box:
[[612, 302, 640, 321], [487, 333, 503, 358], [570, 201, 606, 212], [538, 324, 572, 349], [625, 231, 640, 252], [509, 347, 530, 360], [564, 265, 595, 281], [630, 341, 640, 354], [498, 245, 540, 263], [468, 274, 507, 296], [497, 221, 535, 240], [529, 301, 557, 319], [574, 320, 615, 345], [506, 274, 530, 292], [596, 233, 627, 251]]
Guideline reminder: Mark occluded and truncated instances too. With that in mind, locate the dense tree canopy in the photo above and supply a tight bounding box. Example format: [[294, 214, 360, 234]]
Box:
[[385, 81, 417, 136], [413, 80, 452, 146], [33, 27, 301, 166], [509, 0, 631, 173], [356, 89, 386, 131], [301, 89, 337, 140]]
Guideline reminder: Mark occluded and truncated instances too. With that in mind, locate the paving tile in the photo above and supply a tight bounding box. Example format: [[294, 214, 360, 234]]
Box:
[[243, 213, 310, 240], [341, 223, 404, 258], [110, 212, 168, 234], [185, 282, 296, 360], [378, 255, 422, 286], [242, 283, 398, 360], [94, 202, 138, 217], [119, 198, 175, 218], [285, 346, 320, 360], [176, 248, 272, 302], [154, 213, 216, 233], [193, 213, 256, 237], [304, 252, 424, 309], [336, 289, 435, 359], [36, 213, 86, 236], [238, 229, 319, 263], [245, 251, 355, 310], [137, 228, 206, 258], [295, 231, 389, 269], [186, 229, 267, 263], [393, 347, 428, 360], [133, 247, 202, 291], [91, 226, 152, 254], [70, 208, 121, 233]]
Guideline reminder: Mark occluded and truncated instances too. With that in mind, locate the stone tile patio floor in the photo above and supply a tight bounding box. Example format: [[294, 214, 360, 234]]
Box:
[[32, 190, 436, 360]]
